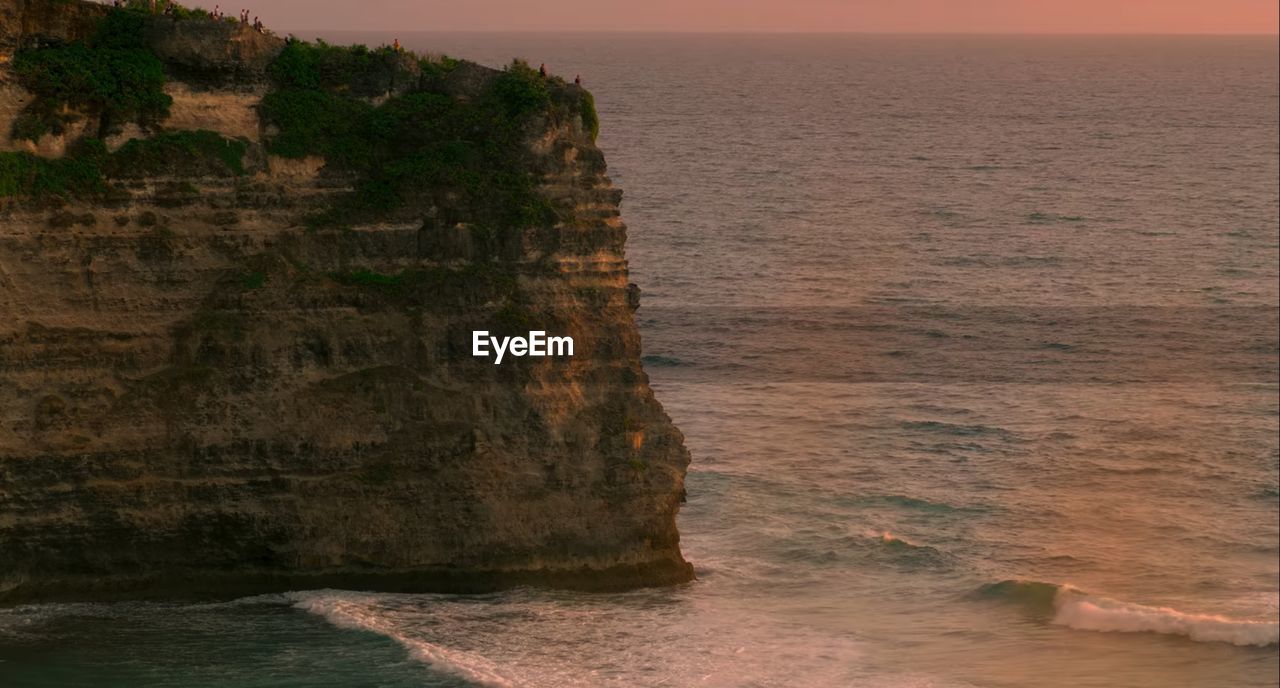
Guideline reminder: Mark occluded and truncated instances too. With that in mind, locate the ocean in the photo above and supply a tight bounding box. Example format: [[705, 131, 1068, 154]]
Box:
[[2, 34, 1277, 687]]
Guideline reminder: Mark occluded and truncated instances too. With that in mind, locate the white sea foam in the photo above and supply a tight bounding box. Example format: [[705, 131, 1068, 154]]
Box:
[[287, 591, 517, 687], [1052, 589, 1280, 647], [282, 587, 887, 687]]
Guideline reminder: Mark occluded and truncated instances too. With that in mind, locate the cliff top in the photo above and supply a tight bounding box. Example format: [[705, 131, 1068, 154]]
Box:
[[2, 0, 276, 63], [1, 0, 602, 232]]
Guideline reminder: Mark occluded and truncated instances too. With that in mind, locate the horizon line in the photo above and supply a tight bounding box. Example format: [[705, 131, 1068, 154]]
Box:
[[281, 29, 1280, 37]]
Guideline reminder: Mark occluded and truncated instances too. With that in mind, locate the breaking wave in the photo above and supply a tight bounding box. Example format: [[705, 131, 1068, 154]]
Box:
[[976, 580, 1279, 647], [287, 591, 516, 687]]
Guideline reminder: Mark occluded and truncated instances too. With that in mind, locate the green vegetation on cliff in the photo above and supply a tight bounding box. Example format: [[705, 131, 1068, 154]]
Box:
[[10, 11, 171, 140], [260, 40, 557, 229], [1, 4, 256, 200], [579, 91, 600, 143], [0, 1, 262, 198], [106, 130, 248, 178], [267, 39, 418, 94], [2, 5, 600, 219], [0, 139, 108, 198], [0, 129, 246, 199]]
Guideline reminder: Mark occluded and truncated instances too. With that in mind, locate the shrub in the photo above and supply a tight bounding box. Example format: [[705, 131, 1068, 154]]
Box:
[[490, 60, 550, 118], [1, 131, 248, 201], [261, 45, 557, 231], [418, 55, 461, 85], [10, 10, 172, 140], [268, 40, 411, 95], [0, 139, 109, 199], [269, 40, 357, 91], [107, 130, 248, 177], [240, 272, 267, 289], [259, 89, 373, 161], [579, 91, 600, 142]]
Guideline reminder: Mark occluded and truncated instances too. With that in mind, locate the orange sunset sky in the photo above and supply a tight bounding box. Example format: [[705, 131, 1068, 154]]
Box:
[[251, 0, 1280, 33]]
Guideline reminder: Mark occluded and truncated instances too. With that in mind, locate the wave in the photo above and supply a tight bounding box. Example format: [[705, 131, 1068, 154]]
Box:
[[851, 494, 990, 514], [1028, 212, 1086, 224], [867, 530, 917, 546], [288, 591, 516, 687], [899, 420, 1015, 440], [1254, 485, 1280, 500], [975, 580, 1279, 647], [0, 603, 83, 641], [973, 579, 1066, 614], [864, 530, 932, 551], [641, 354, 688, 367], [1088, 463, 1165, 476], [858, 530, 958, 573]]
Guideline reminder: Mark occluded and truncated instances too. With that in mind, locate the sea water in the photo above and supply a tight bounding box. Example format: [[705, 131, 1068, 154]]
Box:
[[1, 34, 1276, 688]]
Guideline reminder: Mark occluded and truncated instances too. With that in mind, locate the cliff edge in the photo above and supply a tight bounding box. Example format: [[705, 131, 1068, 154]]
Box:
[[0, 0, 693, 603]]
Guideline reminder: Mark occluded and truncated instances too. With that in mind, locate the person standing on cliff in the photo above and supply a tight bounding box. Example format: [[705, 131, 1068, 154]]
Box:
[[393, 38, 401, 51], [539, 63, 547, 78], [574, 74, 582, 86]]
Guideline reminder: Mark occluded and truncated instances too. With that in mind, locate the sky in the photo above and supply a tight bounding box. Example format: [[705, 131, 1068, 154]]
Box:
[[222, 0, 1280, 34]]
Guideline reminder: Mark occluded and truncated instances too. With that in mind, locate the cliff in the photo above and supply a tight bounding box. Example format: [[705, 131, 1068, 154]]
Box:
[[0, 0, 693, 604]]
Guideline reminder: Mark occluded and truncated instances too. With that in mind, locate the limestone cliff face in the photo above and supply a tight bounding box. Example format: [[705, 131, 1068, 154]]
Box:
[[0, 0, 692, 603]]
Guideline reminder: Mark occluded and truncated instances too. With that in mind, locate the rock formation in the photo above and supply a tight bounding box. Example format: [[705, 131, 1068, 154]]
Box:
[[0, 0, 692, 604]]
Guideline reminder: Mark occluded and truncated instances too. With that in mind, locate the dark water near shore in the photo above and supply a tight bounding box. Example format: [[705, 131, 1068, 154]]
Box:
[[2, 34, 1278, 687]]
